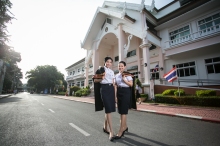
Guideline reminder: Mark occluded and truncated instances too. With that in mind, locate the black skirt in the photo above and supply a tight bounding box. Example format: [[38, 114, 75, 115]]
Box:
[[117, 87, 131, 115], [100, 84, 116, 113]]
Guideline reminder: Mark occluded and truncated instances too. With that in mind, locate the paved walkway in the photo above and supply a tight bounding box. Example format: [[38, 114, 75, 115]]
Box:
[[49, 95, 220, 123], [1, 94, 220, 123], [0, 94, 13, 99]]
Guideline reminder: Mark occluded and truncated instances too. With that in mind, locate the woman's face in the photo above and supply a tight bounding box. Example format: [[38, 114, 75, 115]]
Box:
[[118, 63, 125, 72], [105, 59, 112, 68]]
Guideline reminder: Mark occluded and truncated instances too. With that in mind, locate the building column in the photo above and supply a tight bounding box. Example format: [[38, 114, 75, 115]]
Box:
[[118, 24, 126, 62], [92, 49, 99, 74], [139, 43, 151, 84], [158, 48, 165, 84], [136, 38, 141, 79], [84, 64, 89, 87]]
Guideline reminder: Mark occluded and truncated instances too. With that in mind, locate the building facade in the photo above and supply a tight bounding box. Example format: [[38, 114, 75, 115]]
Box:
[[66, 58, 94, 88], [67, 0, 220, 95]]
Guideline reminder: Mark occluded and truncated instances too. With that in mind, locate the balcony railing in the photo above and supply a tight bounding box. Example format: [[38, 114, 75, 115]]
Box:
[[66, 72, 85, 80], [165, 24, 220, 48]]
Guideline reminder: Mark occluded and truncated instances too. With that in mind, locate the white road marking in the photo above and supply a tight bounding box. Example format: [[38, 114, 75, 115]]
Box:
[[49, 109, 55, 113], [41, 103, 44, 106], [69, 123, 90, 136], [176, 114, 202, 119]]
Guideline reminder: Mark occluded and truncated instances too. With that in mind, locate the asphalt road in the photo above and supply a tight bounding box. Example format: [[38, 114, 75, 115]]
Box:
[[0, 92, 220, 146]]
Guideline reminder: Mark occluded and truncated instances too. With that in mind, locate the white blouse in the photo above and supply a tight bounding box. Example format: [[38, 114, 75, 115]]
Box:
[[115, 73, 133, 87], [100, 66, 115, 84]]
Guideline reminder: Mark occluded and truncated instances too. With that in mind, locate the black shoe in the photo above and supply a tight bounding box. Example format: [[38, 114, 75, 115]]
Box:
[[103, 127, 109, 134], [115, 131, 125, 139], [109, 136, 114, 142], [124, 127, 128, 133]]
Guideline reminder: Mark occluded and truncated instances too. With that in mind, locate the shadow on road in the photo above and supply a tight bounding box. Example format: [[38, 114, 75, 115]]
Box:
[[115, 132, 170, 146], [0, 96, 22, 104]]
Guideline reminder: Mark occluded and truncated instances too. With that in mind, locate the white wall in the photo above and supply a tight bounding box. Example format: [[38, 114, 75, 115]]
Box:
[[164, 45, 220, 86]]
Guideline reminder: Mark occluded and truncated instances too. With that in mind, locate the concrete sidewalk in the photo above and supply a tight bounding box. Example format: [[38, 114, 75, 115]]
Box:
[[50, 95, 220, 123], [0, 94, 12, 99]]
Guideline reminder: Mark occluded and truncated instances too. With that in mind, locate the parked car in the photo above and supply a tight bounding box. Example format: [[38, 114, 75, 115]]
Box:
[[30, 91, 34, 94]]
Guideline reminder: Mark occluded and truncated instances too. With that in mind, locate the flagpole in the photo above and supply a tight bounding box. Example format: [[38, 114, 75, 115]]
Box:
[[176, 67, 180, 97]]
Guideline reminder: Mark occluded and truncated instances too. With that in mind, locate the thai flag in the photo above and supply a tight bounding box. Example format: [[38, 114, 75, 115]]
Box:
[[154, 64, 159, 72], [163, 67, 177, 82]]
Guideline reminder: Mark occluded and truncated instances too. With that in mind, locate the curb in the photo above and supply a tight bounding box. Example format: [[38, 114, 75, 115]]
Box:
[[50, 95, 220, 124], [139, 108, 220, 123], [0, 94, 12, 99]]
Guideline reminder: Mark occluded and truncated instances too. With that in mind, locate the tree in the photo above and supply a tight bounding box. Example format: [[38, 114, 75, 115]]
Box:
[[0, 0, 14, 59], [26, 65, 65, 93], [0, 0, 23, 93]]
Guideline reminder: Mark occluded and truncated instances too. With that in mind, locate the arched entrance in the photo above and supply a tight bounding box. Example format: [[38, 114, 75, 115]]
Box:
[[97, 33, 118, 71]]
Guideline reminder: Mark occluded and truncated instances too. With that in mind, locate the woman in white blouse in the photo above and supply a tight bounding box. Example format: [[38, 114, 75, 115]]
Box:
[[100, 57, 116, 142], [114, 61, 133, 139]]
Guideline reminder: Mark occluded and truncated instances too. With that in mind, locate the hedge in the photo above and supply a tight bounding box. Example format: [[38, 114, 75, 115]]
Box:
[[196, 90, 216, 97], [140, 94, 148, 98], [162, 89, 177, 95], [58, 92, 66, 95], [155, 94, 220, 107]]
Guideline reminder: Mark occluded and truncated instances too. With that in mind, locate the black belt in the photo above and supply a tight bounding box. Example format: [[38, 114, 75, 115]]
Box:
[[118, 86, 129, 88], [101, 84, 113, 86]]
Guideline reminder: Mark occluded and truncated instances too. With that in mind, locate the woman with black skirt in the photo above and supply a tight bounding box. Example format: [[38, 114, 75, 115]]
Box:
[[114, 61, 133, 139], [100, 57, 116, 141]]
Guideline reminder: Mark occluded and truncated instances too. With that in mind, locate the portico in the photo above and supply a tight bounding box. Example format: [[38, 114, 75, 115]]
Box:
[[81, 0, 161, 96]]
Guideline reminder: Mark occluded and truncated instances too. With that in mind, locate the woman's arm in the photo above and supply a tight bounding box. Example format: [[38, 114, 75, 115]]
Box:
[[122, 76, 133, 87]]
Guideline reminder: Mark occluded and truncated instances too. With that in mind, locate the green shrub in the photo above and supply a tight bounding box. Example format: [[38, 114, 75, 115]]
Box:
[[58, 92, 66, 95], [75, 90, 82, 97], [74, 88, 91, 97], [140, 94, 148, 98], [196, 90, 216, 97], [174, 89, 185, 96], [70, 86, 81, 96], [81, 88, 90, 96], [155, 94, 220, 107], [162, 89, 177, 95]]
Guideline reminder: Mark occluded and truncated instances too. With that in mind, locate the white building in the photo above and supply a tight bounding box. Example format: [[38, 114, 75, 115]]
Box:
[[66, 0, 220, 95]]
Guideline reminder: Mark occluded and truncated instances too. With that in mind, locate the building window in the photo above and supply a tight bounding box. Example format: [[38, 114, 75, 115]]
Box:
[[76, 82, 80, 87], [130, 72, 140, 77], [89, 64, 93, 68], [69, 72, 72, 75], [89, 80, 93, 85], [150, 69, 159, 80], [198, 12, 220, 36], [169, 25, 190, 45], [173, 61, 196, 77], [72, 71, 75, 75], [115, 56, 119, 62], [81, 81, 84, 87], [78, 68, 80, 72], [82, 67, 84, 72], [205, 57, 220, 74], [71, 83, 75, 86], [127, 50, 136, 58], [106, 18, 111, 24]]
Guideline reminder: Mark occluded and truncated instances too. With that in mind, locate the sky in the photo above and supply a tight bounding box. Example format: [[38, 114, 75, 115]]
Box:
[[7, 0, 173, 83]]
